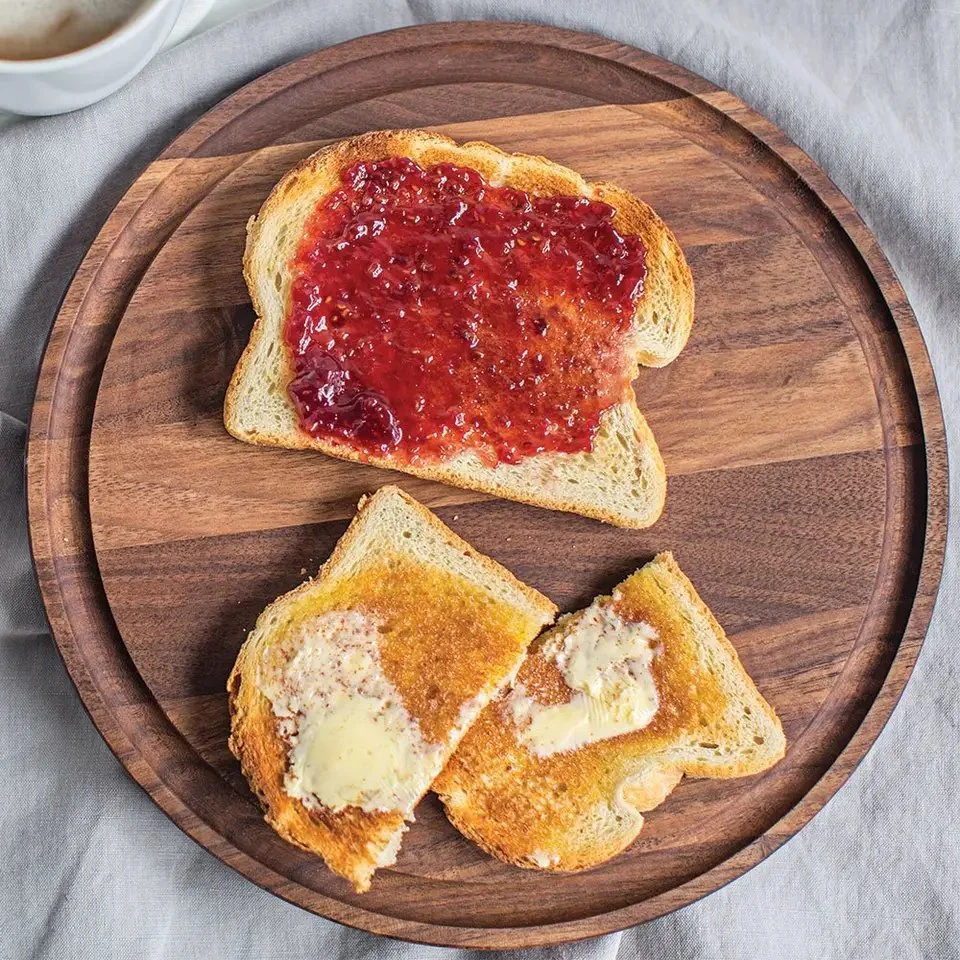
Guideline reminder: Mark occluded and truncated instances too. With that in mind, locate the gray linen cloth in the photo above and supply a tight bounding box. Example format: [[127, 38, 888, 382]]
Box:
[[1, 1, 957, 957]]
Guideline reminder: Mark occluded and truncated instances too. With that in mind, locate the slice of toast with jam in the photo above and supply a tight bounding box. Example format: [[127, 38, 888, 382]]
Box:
[[224, 130, 694, 528]]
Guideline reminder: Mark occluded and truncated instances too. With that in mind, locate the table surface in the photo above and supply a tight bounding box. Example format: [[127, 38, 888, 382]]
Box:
[[1, 2, 957, 958]]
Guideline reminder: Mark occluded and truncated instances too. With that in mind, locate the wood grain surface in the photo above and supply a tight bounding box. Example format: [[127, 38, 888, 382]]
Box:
[[27, 22, 946, 949]]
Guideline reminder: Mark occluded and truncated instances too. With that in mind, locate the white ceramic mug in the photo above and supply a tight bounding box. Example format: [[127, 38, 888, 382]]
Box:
[[0, 0, 184, 116]]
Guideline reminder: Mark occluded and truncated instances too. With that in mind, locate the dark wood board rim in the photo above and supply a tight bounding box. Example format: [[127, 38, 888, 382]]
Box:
[[26, 22, 948, 949]]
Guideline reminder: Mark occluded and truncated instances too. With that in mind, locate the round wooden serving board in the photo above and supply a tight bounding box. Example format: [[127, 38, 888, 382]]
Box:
[[28, 22, 946, 949]]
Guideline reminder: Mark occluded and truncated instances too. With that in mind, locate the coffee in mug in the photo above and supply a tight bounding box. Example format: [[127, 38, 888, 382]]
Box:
[[0, 0, 148, 61]]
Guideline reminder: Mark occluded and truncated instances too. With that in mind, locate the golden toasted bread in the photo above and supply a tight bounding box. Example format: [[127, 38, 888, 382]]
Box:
[[227, 486, 556, 891], [224, 129, 694, 528], [434, 552, 784, 872]]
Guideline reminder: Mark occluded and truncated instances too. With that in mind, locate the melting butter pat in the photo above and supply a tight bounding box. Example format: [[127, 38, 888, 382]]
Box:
[[506, 601, 659, 757], [530, 849, 561, 868], [258, 610, 444, 814]]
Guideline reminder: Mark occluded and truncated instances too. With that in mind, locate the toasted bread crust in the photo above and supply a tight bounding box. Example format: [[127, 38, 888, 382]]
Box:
[[224, 130, 693, 528], [434, 552, 785, 872], [227, 486, 556, 891]]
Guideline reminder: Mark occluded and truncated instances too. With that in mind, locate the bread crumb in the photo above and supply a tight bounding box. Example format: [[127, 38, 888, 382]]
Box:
[[300, 567, 307, 576]]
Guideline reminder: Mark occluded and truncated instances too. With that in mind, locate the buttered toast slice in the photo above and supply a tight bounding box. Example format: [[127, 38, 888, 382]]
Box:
[[434, 553, 784, 872], [225, 129, 694, 528], [227, 486, 556, 891]]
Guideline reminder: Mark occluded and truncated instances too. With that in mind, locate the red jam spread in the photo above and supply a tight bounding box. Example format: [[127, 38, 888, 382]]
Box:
[[285, 156, 647, 465]]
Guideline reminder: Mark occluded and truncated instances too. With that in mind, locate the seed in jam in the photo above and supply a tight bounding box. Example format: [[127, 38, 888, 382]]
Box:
[[285, 155, 647, 466]]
